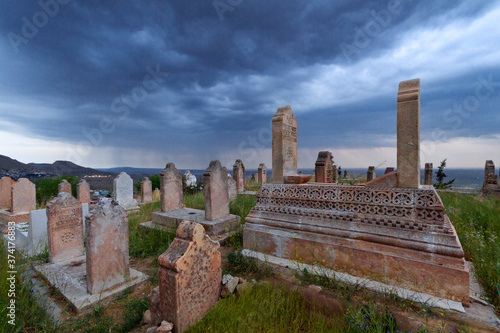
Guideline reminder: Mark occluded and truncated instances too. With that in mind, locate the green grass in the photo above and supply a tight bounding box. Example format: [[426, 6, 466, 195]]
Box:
[[440, 192, 500, 313], [224, 251, 273, 279], [183, 191, 204, 210], [187, 284, 344, 333]]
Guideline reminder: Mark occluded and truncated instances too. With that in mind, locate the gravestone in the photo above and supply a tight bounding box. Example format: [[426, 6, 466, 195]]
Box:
[[367, 166, 376, 182], [77, 179, 91, 204], [158, 221, 221, 332], [233, 160, 245, 193], [46, 192, 84, 264], [11, 178, 36, 215], [153, 188, 161, 202], [272, 105, 297, 183], [397, 78, 420, 188], [0, 176, 14, 210], [85, 199, 130, 294], [258, 163, 267, 185], [315, 151, 334, 183], [227, 176, 237, 202], [113, 172, 139, 211], [184, 170, 197, 187], [58, 180, 72, 194], [424, 163, 433, 186], [204, 160, 229, 221], [160, 163, 183, 212], [483, 160, 498, 186], [28, 209, 49, 255], [332, 166, 339, 183], [141, 177, 153, 204]]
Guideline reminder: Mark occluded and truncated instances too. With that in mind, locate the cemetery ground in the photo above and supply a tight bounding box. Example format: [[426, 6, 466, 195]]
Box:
[[1, 182, 499, 332]]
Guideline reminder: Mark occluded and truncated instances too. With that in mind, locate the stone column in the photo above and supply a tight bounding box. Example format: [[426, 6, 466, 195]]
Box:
[[272, 105, 297, 183], [158, 221, 221, 332], [77, 179, 91, 204], [0, 176, 14, 210], [367, 166, 376, 182], [160, 163, 183, 212], [397, 79, 420, 188], [11, 178, 36, 215], [257, 163, 267, 185], [204, 160, 229, 221], [232, 159, 245, 193], [58, 179, 72, 195], [85, 199, 129, 294], [141, 177, 153, 203], [46, 192, 84, 264], [424, 163, 433, 186], [315, 151, 334, 183]]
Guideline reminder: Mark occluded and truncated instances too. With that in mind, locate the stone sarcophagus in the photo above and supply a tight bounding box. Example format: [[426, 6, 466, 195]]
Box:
[[243, 183, 469, 304]]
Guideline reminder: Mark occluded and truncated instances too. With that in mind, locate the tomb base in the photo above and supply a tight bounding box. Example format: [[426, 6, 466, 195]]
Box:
[[243, 183, 470, 305], [150, 208, 240, 235], [33, 256, 148, 312], [0, 209, 30, 233]]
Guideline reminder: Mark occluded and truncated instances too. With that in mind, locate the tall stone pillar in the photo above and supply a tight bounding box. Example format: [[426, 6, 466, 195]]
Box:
[[232, 159, 245, 193], [272, 106, 297, 183], [424, 163, 433, 186], [367, 166, 376, 182]]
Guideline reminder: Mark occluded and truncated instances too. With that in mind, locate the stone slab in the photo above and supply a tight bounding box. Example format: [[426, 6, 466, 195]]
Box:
[[2, 222, 29, 254], [33, 256, 148, 313], [151, 208, 240, 236], [0, 210, 30, 234]]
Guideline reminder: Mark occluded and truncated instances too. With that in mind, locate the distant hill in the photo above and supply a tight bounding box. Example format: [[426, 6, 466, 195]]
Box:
[[97, 167, 164, 175], [0, 155, 36, 171], [43, 160, 114, 178]]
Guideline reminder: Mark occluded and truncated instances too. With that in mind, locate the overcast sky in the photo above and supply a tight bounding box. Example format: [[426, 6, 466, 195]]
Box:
[[1, 0, 500, 170]]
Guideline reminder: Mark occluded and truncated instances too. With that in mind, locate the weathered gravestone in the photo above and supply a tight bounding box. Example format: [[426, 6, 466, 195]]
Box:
[[157, 221, 221, 332], [85, 200, 130, 294], [0, 176, 14, 210], [46, 192, 84, 264], [397, 79, 420, 188], [233, 159, 245, 193], [11, 178, 36, 215], [58, 179, 72, 194], [204, 160, 229, 221], [272, 105, 297, 183], [367, 166, 376, 182], [160, 163, 183, 212], [153, 188, 161, 202], [77, 179, 91, 204], [424, 163, 433, 186], [141, 177, 153, 204], [483, 160, 498, 187], [227, 175, 237, 202], [113, 172, 139, 211], [315, 151, 334, 183], [257, 163, 267, 185]]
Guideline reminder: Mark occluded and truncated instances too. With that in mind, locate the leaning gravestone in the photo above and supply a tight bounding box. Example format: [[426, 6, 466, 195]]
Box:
[[0, 176, 14, 210], [86, 200, 130, 294], [77, 179, 91, 204], [233, 159, 245, 193], [46, 192, 84, 264], [58, 179, 72, 194], [113, 172, 139, 211], [141, 177, 153, 204], [157, 221, 221, 332]]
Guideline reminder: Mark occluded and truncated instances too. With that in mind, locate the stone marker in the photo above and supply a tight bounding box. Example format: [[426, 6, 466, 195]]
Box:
[[28, 209, 49, 255], [46, 192, 84, 264], [257, 163, 267, 185], [424, 163, 433, 186], [483, 160, 498, 187], [315, 151, 334, 183], [11, 178, 36, 215], [77, 179, 91, 204], [113, 172, 139, 211], [85, 199, 130, 294], [204, 160, 230, 221], [153, 188, 161, 202], [367, 166, 376, 182], [272, 105, 297, 183], [58, 179, 72, 194], [141, 177, 153, 203], [233, 159, 245, 193], [160, 163, 183, 212], [184, 170, 197, 187], [158, 221, 221, 332], [332, 166, 339, 183], [385, 167, 395, 175], [397, 78, 420, 188], [0, 176, 14, 210], [227, 175, 237, 202]]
